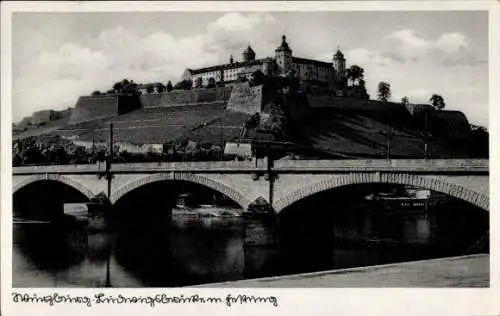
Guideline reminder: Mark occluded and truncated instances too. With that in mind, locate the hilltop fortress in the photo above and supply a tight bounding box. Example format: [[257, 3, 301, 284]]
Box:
[[183, 35, 349, 93], [12, 34, 486, 160]]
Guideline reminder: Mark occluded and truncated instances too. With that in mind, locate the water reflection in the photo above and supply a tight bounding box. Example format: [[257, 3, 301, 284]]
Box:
[[13, 194, 489, 287]]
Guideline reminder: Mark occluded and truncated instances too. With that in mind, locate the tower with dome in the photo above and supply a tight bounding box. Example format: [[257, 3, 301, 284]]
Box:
[[182, 34, 350, 93]]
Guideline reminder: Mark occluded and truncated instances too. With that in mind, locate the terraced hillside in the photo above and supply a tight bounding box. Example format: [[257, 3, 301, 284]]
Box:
[[12, 117, 72, 140], [55, 103, 250, 146]]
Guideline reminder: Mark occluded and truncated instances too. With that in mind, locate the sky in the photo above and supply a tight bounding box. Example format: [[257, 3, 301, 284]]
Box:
[[11, 11, 489, 126]]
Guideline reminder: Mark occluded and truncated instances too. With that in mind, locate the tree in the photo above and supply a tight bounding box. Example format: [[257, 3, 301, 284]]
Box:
[[283, 69, 300, 91], [401, 96, 410, 106], [358, 79, 366, 89], [430, 94, 445, 110], [345, 65, 365, 86], [146, 85, 154, 94], [122, 81, 138, 95], [166, 80, 173, 92], [111, 79, 140, 94], [112, 81, 123, 92], [470, 125, 489, 158], [377, 81, 391, 102], [91, 90, 101, 96], [174, 79, 193, 90], [112, 79, 130, 92], [245, 112, 260, 129], [157, 84, 166, 93], [207, 77, 216, 88], [195, 77, 203, 88], [250, 70, 267, 87]]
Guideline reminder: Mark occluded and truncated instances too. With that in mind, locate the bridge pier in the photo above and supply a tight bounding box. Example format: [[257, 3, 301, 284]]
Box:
[[242, 197, 281, 279], [87, 193, 113, 231], [242, 197, 276, 247]]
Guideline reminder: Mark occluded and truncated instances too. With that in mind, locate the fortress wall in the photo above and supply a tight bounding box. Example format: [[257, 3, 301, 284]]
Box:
[[140, 87, 233, 108], [405, 103, 433, 116], [69, 94, 140, 124], [307, 95, 405, 112], [31, 110, 56, 125], [226, 83, 263, 115], [427, 110, 473, 140], [117, 95, 142, 115]]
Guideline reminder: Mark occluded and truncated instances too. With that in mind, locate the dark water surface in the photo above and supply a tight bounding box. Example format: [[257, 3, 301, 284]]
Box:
[[13, 199, 489, 287]]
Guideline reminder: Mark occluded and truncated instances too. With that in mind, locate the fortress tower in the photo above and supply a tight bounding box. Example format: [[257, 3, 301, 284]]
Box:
[[275, 35, 292, 74], [243, 45, 256, 62], [333, 49, 346, 83]]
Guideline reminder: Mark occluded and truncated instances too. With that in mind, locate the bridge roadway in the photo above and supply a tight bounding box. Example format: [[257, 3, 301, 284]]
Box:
[[12, 158, 489, 211]]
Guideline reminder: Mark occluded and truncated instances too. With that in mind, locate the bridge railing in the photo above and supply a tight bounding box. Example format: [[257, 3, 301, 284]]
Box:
[[12, 158, 269, 174], [13, 163, 101, 174], [273, 159, 489, 173], [110, 160, 266, 172], [12, 158, 489, 175]]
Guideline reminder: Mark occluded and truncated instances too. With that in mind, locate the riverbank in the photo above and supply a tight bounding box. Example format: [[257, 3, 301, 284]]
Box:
[[195, 254, 489, 287]]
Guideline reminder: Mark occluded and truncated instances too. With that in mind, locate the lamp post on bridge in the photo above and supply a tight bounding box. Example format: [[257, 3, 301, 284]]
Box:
[[424, 109, 430, 159], [220, 124, 224, 161], [105, 122, 113, 288], [381, 126, 395, 160], [106, 123, 114, 198]]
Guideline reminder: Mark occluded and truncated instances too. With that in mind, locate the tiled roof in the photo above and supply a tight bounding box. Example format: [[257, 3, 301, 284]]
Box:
[[276, 35, 292, 52]]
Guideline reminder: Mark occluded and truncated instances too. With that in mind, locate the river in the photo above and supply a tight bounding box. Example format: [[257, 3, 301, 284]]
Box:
[[12, 199, 489, 287]]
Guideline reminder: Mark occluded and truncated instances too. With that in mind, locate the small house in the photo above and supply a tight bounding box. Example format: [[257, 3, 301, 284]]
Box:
[[138, 82, 166, 94], [224, 142, 254, 160]]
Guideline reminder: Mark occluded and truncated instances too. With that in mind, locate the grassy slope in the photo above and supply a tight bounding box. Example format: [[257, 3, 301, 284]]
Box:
[[304, 108, 470, 158]]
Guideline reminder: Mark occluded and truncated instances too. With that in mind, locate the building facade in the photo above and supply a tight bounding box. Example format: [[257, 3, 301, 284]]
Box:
[[182, 35, 347, 89]]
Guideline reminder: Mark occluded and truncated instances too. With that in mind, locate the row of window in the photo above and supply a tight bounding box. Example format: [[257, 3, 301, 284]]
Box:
[[192, 68, 258, 83], [293, 64, 334, 73], [298, 73, 331, 81]]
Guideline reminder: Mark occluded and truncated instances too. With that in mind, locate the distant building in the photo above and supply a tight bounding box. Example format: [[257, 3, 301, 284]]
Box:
[[182, 35, 347, 89], [138, 82, 166, 94], [224, 142, 254, 160]]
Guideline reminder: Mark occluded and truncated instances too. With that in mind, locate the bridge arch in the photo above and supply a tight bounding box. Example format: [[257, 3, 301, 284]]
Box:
[[273, 172, 489, 213], [110, 172, 252, 209], [13, 174, 95, 199]]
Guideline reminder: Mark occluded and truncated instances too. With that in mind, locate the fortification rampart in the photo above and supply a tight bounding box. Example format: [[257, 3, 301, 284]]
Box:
[[307, 95, 407, 112], [226, 83, 263, 115], [31, 110, 57, 125], [69, 94, 140, 124], [140, 87, 233, 108], [405, 103, 433, 116]]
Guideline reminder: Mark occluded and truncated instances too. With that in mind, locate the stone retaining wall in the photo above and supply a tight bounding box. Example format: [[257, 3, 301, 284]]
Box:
[[140, 87, 233, 108], [226, 83, 263, 114], [69, 94, 140, 124]]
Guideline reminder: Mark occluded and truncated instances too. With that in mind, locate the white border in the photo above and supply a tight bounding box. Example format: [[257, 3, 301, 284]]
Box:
[[1, 1, 499, 315]]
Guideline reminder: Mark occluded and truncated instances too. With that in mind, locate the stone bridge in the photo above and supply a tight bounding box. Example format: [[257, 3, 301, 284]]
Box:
[[12, 159, 490, 212]]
